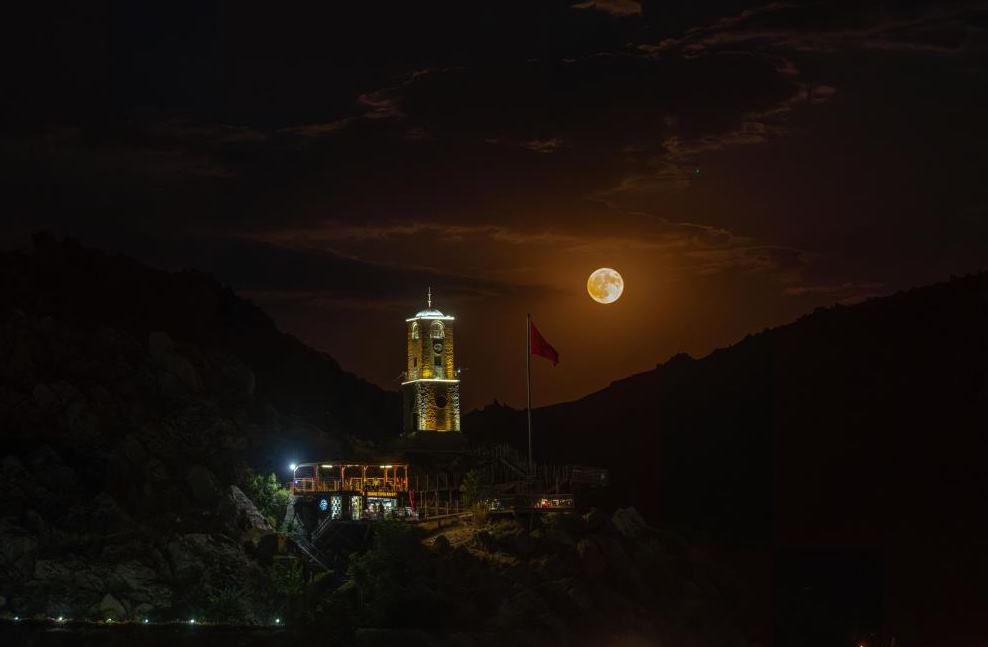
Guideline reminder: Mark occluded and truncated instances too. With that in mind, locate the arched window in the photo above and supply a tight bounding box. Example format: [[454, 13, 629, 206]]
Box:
[[431, 321, 445, 339], [410, 322, 419, 339]]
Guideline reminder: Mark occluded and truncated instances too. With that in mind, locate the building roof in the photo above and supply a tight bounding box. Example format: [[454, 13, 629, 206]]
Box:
[[407, 307, 455, 321]]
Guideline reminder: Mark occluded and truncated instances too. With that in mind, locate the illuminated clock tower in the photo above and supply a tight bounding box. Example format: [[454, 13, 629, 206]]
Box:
[[402, 289, 461, 434]]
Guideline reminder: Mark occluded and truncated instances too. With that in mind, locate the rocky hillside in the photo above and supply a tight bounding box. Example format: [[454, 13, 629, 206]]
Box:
[[0, 234, 397, 622], [467, 271, 988, 645], [317, 509, 756, 647]]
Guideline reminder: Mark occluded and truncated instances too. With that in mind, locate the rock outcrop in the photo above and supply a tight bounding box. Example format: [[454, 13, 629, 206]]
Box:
[[0, 236, 400, 622]]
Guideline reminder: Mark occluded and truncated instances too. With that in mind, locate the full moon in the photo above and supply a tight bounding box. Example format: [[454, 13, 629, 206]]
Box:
[[587, 267, 624, 304]]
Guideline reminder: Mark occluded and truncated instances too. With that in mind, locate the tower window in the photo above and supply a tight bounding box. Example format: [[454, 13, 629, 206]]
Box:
[[411, 322, 419, 339], [434, 355, 442, 366], [413, 357, 418, 367], [431, 321, 444, 339]]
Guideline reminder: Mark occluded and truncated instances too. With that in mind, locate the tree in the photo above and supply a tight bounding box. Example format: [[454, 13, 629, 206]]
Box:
[[242, 469, 290, 527]]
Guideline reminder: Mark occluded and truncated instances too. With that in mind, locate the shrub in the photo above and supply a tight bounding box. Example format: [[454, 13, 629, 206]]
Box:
[[206, 585, 249, 623], [471, 501, 490, 527], [242, 469, 290, 527], [344, 522, 438, 628], [459, 468, 493, 506], [269, 558, 306, 599]]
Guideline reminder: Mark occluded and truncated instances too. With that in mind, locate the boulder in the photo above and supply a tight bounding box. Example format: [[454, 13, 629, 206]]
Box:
[[545, 513, 585, 548], [1, 455, 25, 474], [50, 382, 84, 404], [432, 534, 451, 554], [252, 532, 281, 564], [24, 510, 48, 545], [594, 534, 635, 584], [215, 358, 256, 397], [6, 327, 39, 383], [494, 589, 550, 630], [612, 507, 650, 540], [576, 538, 607, 578], [186, 465, 219, 504], [98, 593, 126, 620], [33, 383, 59, 409], [44, 464, 80, 494], [222, 485, 271, 531], [161, 354, 202, 391], [35, 559, 106, 592], [474, 530, 495, 552], [119, 434, 148, 466], [133, 602, 154, 619], [511, 530, 537, 559], [0, 524, 37, 577], [148, 332, 175, 363], [149, 331, 202, 391], [165, 533, 256, 592], [109, 561, 172, 609], [583, 507, 609, 532], [93, 492, 128, 520], [564, 580, 595, 613], [166, 536, 204, 582]]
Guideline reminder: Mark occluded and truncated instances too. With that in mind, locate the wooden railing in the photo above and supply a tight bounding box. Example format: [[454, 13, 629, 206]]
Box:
[[290, 477, 408, 495]]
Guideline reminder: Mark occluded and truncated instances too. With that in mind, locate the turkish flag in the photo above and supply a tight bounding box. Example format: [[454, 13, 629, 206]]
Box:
[[530, 319, 559, 366]]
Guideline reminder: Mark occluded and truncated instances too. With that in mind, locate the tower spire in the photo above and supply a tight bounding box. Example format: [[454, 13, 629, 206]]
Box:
[[427, 286, 432, 309]]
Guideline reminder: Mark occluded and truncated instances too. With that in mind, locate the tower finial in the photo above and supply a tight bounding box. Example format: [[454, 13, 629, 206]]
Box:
[[427, 286, 432, 309]]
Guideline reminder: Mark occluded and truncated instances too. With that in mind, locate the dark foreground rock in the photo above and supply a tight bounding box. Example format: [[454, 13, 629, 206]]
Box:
[[316, 511, 755, 647], [0, 236, 402, 624]]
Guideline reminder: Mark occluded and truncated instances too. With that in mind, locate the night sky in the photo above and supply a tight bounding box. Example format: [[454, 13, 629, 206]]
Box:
[[3, 1, 987, 410]]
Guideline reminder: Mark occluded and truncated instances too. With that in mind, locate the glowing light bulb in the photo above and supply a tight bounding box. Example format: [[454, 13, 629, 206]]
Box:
[[289, 463, 297, 471]]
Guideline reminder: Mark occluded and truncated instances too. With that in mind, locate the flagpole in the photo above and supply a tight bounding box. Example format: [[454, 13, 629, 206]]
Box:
[[526, 313, 533, 476]]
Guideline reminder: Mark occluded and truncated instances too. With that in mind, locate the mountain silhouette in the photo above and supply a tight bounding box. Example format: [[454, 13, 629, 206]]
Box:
[[3, 234, 986, 643], [0, 233, 399, 464], [467, 271, 988, 644]]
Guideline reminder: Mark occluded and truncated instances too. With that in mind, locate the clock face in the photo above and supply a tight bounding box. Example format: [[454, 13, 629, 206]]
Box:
[[433, 342, 443, 354]]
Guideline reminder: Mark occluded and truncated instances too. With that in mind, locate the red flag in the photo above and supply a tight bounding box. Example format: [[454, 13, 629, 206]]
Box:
[[530, 319, 559, 366]]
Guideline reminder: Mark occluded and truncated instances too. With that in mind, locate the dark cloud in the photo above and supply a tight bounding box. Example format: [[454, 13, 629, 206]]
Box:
[[3, 1, 987, 407], [572, 1, 643, 18], [151, 235, 561, 304], [653, 1, 988, 56]]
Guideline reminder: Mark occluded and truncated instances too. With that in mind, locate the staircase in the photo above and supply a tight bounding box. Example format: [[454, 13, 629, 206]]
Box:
[[279, 494, 334, 572], [290, 534, 334, 572], [279, 494, 297, 533]]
